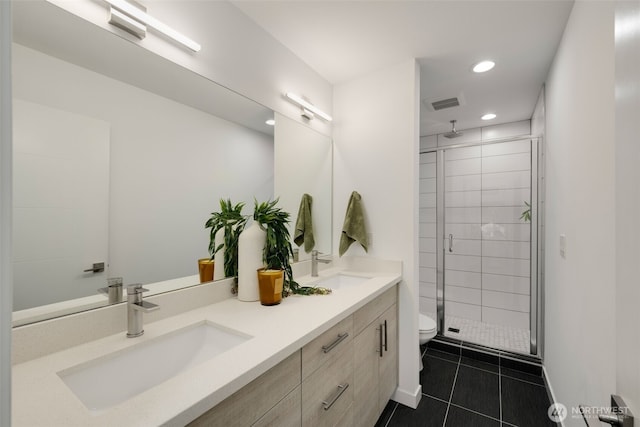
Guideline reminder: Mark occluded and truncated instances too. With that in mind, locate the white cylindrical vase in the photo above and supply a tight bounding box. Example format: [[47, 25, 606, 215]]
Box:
[[237, 220, 265, 302], [213, 228, 225, 281]]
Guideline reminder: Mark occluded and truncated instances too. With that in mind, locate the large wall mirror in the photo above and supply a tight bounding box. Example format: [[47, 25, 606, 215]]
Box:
[[11, 2, 332, 326]]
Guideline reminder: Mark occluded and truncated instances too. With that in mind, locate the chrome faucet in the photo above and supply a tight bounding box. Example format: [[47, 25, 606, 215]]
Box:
[[126, 284, 160, 338], [311, 250, 332, 277], [98, 277, 124, 304]]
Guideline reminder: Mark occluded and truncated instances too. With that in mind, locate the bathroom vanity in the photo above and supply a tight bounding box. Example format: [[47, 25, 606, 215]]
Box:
[[11, 257, 401, 426], [190, 286, 397, 427]]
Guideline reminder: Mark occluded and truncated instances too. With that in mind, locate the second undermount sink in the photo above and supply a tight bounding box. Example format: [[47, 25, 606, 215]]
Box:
[[315, 273, 371, 290], [58, 321, 251, 412]]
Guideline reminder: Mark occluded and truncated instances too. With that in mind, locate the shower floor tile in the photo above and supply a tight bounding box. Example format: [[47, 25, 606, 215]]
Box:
[[426, 312, 530, 354]]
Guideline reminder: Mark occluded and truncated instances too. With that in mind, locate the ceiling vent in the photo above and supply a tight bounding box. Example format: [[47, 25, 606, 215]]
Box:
[[423, 93, 466, 112], [431, 97, 460, 111]]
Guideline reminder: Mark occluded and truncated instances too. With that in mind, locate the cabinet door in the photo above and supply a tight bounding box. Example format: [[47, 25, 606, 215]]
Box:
[[378, 304, 398, 410], [353, 320, 380, 427]]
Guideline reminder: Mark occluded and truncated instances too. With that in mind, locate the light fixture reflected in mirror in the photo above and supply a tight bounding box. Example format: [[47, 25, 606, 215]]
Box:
[[284, 92, 333, 122], [104, 0, 201, 52]]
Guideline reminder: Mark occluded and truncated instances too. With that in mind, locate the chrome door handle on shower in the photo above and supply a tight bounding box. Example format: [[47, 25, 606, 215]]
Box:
[[448, 234, 453, 253]]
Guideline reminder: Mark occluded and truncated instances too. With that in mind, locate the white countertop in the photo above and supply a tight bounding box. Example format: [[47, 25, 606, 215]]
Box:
[[12, 260, 401, 427]]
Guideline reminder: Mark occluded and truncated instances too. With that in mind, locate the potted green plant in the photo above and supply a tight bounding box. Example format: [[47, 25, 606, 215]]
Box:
[[253, 198, 330, 305], [205, 199, 248, 291]]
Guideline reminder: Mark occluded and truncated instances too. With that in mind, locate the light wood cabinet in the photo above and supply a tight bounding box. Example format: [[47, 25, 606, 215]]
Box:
[[302, 315, 353, 380], [301, 339, 354, 426], [253, 385, 301, 427], [188, 351, 301, 427], [378, 304, 398, 410], [353, 288, 398, 427]]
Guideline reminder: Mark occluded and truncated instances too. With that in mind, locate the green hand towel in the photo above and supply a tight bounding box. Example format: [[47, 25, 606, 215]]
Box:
[[339, 191, 369, 256], [294, 193, 315, 253]]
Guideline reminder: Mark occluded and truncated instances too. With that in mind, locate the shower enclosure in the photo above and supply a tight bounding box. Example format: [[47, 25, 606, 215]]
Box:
[[419, 136, 542, 357]]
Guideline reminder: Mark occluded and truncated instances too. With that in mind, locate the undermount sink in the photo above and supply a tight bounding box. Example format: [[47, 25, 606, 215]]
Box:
[[58, 321, 251, 412], [316, 273, 371, 290]]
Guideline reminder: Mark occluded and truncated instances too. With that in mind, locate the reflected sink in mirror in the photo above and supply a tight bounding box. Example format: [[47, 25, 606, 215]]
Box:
[[315, 274, 371, 290], [58, 321, 251, 412]]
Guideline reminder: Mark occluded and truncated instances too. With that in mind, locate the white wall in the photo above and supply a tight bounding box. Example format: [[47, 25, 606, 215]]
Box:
[[46, 0, 333, 137], [614, 0, 640, 417], [13, 44, 274, 287], [544, 2, 616, 425], [333, 59, 421, 408], [0, 1, 12, 424]]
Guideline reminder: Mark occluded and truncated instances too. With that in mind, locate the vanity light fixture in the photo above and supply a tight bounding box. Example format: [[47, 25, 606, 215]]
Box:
[[481, 113, 497, 120], [284, 93, 333, 122], [472, 60, 495, 73], [265, 119, 276, 126], [104, 0, 201, 52]]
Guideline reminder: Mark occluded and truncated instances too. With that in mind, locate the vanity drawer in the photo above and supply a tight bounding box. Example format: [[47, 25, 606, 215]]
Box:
[[189, 351, 301, 427], [353, 286, 397, 335], [301, 339, 354, 426], [302, 315, 353, 380], [252, 385, 301, 427]]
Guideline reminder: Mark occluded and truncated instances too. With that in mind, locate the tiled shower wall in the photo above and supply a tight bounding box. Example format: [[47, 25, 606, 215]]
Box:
[[419, 120, 532, 330]]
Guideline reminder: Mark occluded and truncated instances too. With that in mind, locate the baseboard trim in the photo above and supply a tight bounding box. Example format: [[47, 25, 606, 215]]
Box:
[[392, 384, 422, 409], [542, 365, 565, 427]]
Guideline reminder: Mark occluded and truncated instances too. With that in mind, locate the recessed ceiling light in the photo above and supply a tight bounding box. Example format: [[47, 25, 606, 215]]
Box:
[[481, 113, 497, 120], [265, 119, 275, 126], [473, 60, 495, 73]]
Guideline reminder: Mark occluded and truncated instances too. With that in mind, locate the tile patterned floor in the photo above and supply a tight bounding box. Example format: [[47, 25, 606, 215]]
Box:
[[426, 312, 530, 354], [375, 345, 557, 427]]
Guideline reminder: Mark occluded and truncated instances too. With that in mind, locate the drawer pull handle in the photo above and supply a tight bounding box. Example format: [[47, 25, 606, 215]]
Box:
[[322, 332, 349, 354], [322, 383, 349, 411]]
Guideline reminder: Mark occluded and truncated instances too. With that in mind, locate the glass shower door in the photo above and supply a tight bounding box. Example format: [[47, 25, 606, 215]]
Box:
[[440, 139, 534, 354]]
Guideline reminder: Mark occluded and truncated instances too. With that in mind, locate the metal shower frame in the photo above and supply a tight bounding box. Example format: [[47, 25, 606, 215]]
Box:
[[421, 135, 544, 358]]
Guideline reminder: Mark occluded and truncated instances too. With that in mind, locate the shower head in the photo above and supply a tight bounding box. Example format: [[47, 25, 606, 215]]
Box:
[[443, 120, 463, 139]]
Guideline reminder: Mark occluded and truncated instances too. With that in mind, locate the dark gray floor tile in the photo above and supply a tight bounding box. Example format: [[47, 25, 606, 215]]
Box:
[[502, 376, 557, 427], [420, 355, 459, 401], [460, 356, 499, 373], [387, 396, 448, 427], [501, 367, 545, 385], [427, 348, 460, 363], [445, 405, 500, 427], [375, 400, 398, 427], [451, 365, 500, 419]]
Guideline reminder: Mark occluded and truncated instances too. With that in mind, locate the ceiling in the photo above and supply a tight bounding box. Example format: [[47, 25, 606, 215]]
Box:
[[232, 0, 574, 135]]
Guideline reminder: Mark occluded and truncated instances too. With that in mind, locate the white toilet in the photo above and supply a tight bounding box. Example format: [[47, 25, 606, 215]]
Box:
[[419, 313, 437, 371], [419, 313, 437, 345]]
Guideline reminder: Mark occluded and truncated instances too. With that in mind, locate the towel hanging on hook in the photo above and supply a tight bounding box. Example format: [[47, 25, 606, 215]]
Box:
[[293, 193, 315, 253], [339, 191, 369, 256]]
